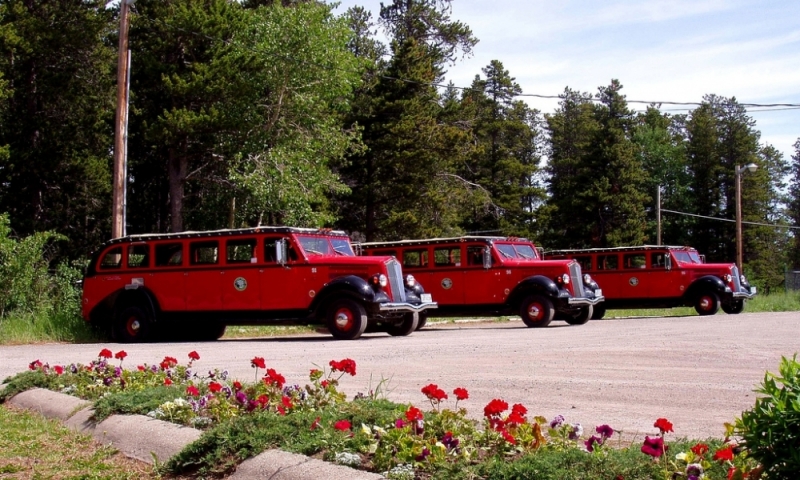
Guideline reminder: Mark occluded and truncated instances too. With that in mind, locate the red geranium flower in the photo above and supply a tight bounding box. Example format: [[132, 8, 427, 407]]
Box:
[[186, 385, 199, 396], [453, 387, 469, 401], [164, 378, 173, 386], [309, 368, 323, 381], [137, 365, 145, 371], [233, 380, 242, 391], [54, 365, 64, 375], [329, 358, 357, 376], [321, 380, 330, 388], [208, 382, 222, 393], [713, 447, 735, 462], [691, 443, 709, 456], [405, 405, 423, 422], [500, 429, 516, 444], [311, 416, 321, 430], [511, 403, 527, 417], [160, 356, 178, 369], [281, 395, 293, 410], [256, 394, 269, 407], [641, 435, 667, 457], [264, 368, 286, 388], [334, 420, 351, 431], [188, 351, 200, 361], [99, 349, 113, 359], [251, 356, 266, 369], [421, 383, 448, 402], [114, 350, 127, 360], [483, 399, 509, 418], [654, 417, 673, 433]]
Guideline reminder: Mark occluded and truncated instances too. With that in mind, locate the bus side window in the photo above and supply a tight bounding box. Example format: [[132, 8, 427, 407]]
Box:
[[190, 241, 219, 265], [100, 247, 123, 270], [598, 255, 618, 270], [403, 249, 428, 269], [651, 253, 666, 269], [467, 246, 483, 266], [575, 256, 592, 272], [155, 243, 183, 267], [127, 244, 150, 268]]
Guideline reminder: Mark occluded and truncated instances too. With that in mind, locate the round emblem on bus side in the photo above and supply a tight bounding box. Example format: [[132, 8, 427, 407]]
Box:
[[629, 277, 639, 287], [441, 278, 453, 290], [234, 277, 247, 291]]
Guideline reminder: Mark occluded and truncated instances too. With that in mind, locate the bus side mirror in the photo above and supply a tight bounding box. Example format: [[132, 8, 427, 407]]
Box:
[[483, 248, 492, 269], [276, 239, 289, 266], [665, 255, 671, 271]]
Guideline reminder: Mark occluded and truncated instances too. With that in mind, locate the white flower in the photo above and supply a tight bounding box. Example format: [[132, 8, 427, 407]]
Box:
[[675, 452, 688, 461], [334, 451, 361, 467]]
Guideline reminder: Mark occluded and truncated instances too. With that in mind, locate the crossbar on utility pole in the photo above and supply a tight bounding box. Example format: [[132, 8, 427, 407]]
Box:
[[112, 0, 133, 239]]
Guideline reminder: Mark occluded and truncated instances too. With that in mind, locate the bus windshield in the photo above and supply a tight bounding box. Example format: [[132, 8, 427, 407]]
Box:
[[495, 243, 538, 260], [672, 250, 702, 264], [296, 235, 354, 256]]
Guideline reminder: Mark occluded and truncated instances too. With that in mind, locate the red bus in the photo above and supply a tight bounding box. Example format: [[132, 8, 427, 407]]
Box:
[[82, 227, 436, 342], [358, 236, 603, 328], [544, 245, 756, 318]]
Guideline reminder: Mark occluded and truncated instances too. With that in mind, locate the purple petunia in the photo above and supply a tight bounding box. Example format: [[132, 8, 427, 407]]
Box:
[[235, 391, 248, 404], [568, 423, 583, 440], [415, 447, 431, 462], [585, 435, 603, 452], [596, 424, 614, 439], [550, 414, 565, 429]]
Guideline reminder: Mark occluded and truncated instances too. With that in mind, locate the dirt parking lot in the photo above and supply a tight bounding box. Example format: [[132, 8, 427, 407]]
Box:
[[2, 311, 798, 441]]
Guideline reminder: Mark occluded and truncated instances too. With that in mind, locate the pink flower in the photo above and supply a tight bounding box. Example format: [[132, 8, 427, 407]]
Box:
[[453, 387, 469, 401], [186, 385, 199, 396], [654, 417, 673, 433], [334, 420, 351, 431], [99, 349, 113, 359], [188, 351, 200, 361], [641, 435, 667, 457]]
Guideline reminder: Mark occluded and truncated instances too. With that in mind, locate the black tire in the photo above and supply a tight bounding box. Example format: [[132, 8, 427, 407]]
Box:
[[192, 323, 227, 341], [326, 298, 368, 340], [721, 300, 745, 314], [519, 295, 554, 328], [591, 304, 606, 320], [114, 305, 154, 343], [565, 306, 593, 325], [386, 313, 419, 337], [694, 292, 720, 316], [416, 312, 428, 331]]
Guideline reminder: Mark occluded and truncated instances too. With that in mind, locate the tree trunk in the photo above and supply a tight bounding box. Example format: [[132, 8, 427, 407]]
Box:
[[168, 147, 186, 232]]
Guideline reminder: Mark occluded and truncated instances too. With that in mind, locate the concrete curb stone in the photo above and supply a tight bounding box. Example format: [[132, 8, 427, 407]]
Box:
[[7, 387, 386, 479]]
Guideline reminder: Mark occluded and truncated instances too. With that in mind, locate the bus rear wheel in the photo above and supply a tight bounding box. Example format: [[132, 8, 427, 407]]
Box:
[[114, 305, 154, 343]]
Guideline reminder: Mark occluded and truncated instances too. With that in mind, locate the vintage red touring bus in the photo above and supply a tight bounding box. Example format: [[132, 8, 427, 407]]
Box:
[[357, 236, 603, 328], [82, 227, 437, 342], [544, 245, 756, 318]]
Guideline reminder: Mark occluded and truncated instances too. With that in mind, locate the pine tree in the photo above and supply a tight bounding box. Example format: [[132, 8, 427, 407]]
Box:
[[0, 0, 115, 255], [788, 139, 800, 269]]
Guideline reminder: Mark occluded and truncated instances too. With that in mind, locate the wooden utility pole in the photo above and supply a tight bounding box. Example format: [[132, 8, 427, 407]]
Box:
[[112, 0, 133, 239]]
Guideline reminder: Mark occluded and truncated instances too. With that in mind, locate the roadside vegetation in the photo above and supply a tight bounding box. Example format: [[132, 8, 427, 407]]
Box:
[[0, 403, 158, 479], [6, 350, 797, 479]]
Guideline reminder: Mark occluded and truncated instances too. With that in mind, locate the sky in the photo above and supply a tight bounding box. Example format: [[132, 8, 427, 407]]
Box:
[[330, 0, 800, 161]]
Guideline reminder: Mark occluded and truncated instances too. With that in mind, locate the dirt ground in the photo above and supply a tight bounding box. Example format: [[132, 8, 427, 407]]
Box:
[[2, 311, 798, 441]]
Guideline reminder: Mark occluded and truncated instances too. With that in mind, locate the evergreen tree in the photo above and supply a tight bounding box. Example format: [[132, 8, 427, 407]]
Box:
[[336, 0, 478, 241], [788, 139, 800, 269], [0, 0, 115, 255], [545, 80, 648, 248]]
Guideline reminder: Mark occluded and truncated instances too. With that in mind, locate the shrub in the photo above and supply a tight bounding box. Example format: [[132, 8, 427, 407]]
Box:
[[736, 354, 800, 479]]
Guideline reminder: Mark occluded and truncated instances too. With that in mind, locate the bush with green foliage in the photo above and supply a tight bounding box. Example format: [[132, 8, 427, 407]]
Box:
[[0, 213, 86, 341], [736, 354, 800, 479]]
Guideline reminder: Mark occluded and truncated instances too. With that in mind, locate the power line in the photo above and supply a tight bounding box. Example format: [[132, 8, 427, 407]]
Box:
[[132, 15, 800, 113], [661, 209, 800, 230]]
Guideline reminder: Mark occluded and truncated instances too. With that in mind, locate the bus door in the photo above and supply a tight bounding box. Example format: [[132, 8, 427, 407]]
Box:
[[222, 238, 261, 310], [150, 242, 186, 311], [185, 240, 223, 311]]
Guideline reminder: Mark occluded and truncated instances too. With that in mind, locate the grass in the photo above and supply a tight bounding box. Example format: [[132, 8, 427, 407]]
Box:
[[0, 403, 159, 480]]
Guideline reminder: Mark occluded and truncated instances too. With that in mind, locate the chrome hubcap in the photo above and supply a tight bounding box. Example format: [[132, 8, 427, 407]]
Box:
[[335, 311, 351, 329], [527, 305, 541, 319], [130, 320, 140, 331]]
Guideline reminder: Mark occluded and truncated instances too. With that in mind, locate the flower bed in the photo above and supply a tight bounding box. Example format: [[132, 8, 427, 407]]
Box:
[[2, 349, 764, 479]]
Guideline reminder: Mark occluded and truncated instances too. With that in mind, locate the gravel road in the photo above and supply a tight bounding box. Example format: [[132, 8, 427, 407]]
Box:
[[2, 311, 798, 441]]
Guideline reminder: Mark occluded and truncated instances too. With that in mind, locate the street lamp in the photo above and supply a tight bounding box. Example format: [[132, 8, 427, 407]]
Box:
[[735, 163, 758, 272]]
